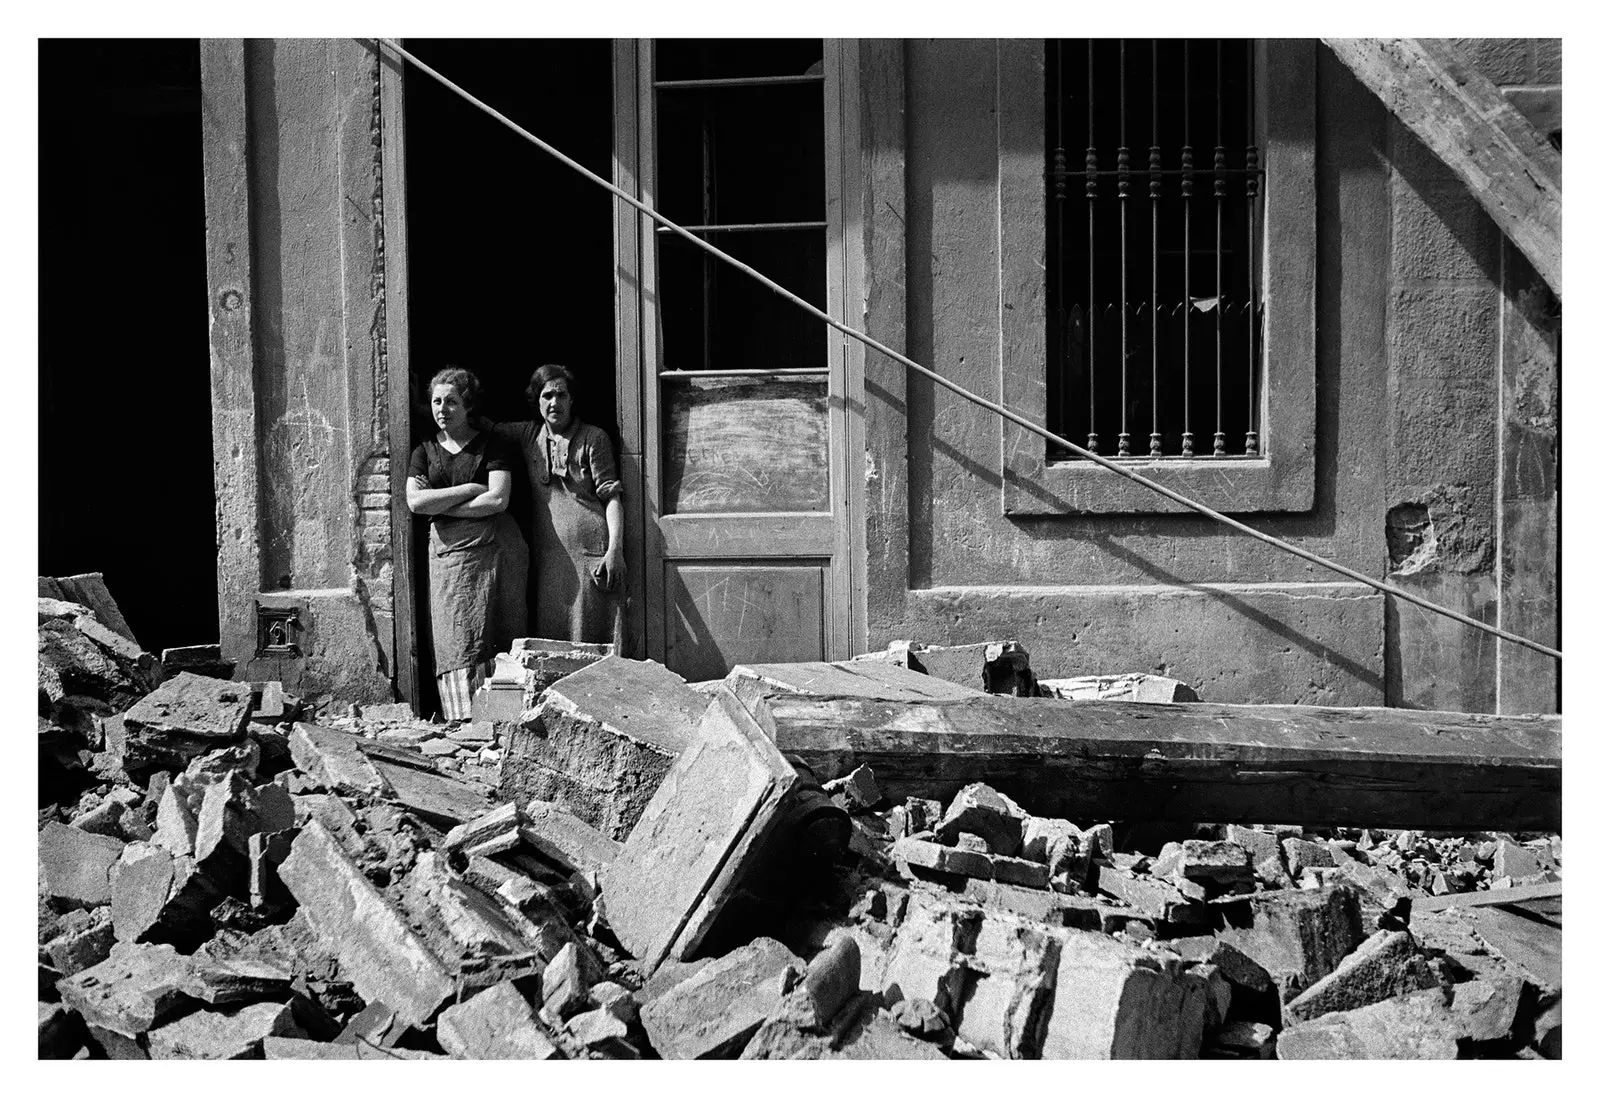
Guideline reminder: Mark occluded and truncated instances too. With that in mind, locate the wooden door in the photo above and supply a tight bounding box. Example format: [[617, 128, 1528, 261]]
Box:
[[623, 39, 861, 681]]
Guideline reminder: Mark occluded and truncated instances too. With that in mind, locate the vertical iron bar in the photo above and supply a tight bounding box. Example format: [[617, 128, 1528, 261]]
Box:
[[1245, 41, 1260, 457], [1086, 42, 1098, 454], [1213, 40, 1226, 456], [1117, 39, 1130, 458], [1182, 41, 1194, 457], [1149, 39, 1161, 457]]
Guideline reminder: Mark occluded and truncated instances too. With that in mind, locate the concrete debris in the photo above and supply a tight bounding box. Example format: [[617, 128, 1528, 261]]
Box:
[[1284, 929, 1438, 1023], [34, 607, 1561, 1060], [436, 981, 562, 1059], [500, 655, 708, 841], [639, 937, 802, 1059], [1037, 673, 1199, 702], [146, 1000, 301, 1059]]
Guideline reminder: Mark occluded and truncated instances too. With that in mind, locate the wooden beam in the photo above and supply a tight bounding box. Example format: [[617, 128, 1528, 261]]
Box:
[[743, 694, 1560, 831], [1322, 38, 1561, 297]]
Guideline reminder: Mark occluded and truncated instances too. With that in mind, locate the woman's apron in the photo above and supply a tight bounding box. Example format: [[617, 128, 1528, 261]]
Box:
[[529, 430, 618, 645], [427, 486, 528, 674]]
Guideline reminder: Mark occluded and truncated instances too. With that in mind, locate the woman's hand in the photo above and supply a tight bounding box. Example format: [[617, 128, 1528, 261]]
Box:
[[592, 546, 626, 592]]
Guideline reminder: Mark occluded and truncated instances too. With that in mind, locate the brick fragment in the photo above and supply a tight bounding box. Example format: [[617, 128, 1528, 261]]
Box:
[[436, 981, 561, 1059]]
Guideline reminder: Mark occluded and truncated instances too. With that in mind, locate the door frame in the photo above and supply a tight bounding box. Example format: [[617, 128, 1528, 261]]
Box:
[[616, 37, 868, 671]]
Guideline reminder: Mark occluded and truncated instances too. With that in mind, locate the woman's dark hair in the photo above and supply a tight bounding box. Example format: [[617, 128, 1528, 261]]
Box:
[[525, 363, 578, 409], [427, 366, 482, 409]]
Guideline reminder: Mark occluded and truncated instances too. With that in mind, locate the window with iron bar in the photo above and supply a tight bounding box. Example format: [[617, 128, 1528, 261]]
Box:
[[1000, 38, 1314, 516], [1045, 38, 1263, 461]]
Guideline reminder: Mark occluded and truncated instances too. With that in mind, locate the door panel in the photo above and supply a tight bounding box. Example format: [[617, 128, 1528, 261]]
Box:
[[666, 563, 828, 681], [631, 39, 858, 680], [663, 375, 830, 513]]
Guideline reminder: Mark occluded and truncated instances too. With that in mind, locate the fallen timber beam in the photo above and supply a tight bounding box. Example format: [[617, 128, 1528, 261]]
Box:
[[1322, 37, 1562, 298], [742, 694, 1559, 832], [1411, 881, 1561, 913]]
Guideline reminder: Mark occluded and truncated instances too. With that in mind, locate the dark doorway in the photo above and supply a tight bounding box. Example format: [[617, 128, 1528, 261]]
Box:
[[401, 40, 616, 710], [38, 40, 217, 655]]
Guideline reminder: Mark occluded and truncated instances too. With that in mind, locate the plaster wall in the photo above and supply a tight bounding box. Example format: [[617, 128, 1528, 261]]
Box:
[[202, 39, 395, 702], [862, 39, 1557, 710]]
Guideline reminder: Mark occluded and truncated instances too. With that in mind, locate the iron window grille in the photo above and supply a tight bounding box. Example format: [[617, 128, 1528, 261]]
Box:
[[1045, 39, 1264, 461]]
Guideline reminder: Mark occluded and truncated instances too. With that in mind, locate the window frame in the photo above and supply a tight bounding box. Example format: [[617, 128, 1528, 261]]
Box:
[[1001, 38, 1316, 515]]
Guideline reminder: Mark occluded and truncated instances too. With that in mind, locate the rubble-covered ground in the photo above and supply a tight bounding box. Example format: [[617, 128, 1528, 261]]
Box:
[[38, 578, 1561, 1060]]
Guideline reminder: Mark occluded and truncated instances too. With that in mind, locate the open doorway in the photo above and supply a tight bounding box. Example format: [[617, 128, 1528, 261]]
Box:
[[401, 40, 617, 715], [38, 40, 218, 655]]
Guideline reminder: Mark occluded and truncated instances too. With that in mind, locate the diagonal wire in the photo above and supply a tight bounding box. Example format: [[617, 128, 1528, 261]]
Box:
[[375, 38, 1561, 662]]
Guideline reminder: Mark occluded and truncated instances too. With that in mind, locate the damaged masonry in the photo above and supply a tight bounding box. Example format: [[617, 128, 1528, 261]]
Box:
[[40, 577, 1561, 1060]]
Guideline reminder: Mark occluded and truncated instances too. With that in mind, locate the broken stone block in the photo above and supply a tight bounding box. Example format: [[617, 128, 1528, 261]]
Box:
[[146, 1000, 300, 1059], [1450, 976, 1526, 1044], [881, 891, 981, 1012], [601, 689, 801, 969], [1225, 825, 1289, 888], [932, 783, 1025, 857], [39, 821, 125, 910], [124, 671, 251, 748], [500, 656, 709, 842], [1283, 836, 1336, 879], [520, 799, 622, 876], [393, 852, 547, 972], [181, 948, 295, 1008], [742, 997, 947, 1060], [823, 765, 884, 813], [894, 836, 993, 880], [1492, 840, 1542, 882], [639, 937, 803, 1059], [1285, 929, 1439, 1024], [889, 997, 953, 1044], [277, 819, 455, 1028], [1214, 884, 1363, 1007], [262, 1037, 445, 1060], [56, 941, 197, 1040], [43, 907, 117, 976], [1163, 937, 1275, 996], [567, 1002, 633, 1052], [1190, 963, 1233, 1029], [1040, 929, 1206, 1059], [1177, 840, 1255, 891], [895, 640, 1036, 696], [436, 981, 562, 1060], [954, 910, 1061, 1058], [1036, 672, 1199, 702], [70, 796, 128, 837], [110, 842, 178, 943], [288, 723, 391, 799], [444, 802, 522, 857], [991, 854, 1050, 889], [152, 784, 199, 857], [54, 572, 139, 645], [903, 797, 942, 834], [1276, 988, 1463, 1059], [541, 940, 607, 1021], [1094, 865, 1205, 924], [803, 934, 861, 1026]]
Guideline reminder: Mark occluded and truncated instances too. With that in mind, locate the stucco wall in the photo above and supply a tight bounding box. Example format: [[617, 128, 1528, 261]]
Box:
[[863, 39, 1558, 710], [201, 39, 395, 703]]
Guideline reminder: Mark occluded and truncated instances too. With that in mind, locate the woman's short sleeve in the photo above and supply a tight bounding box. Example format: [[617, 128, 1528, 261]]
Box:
[[407, 443, 430, 483], [585, 427, 623, 502], [483, 432, 516, 474]]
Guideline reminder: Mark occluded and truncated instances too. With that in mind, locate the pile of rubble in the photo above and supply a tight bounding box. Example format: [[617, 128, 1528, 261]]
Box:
[[38, 584, 1560, 1059]]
